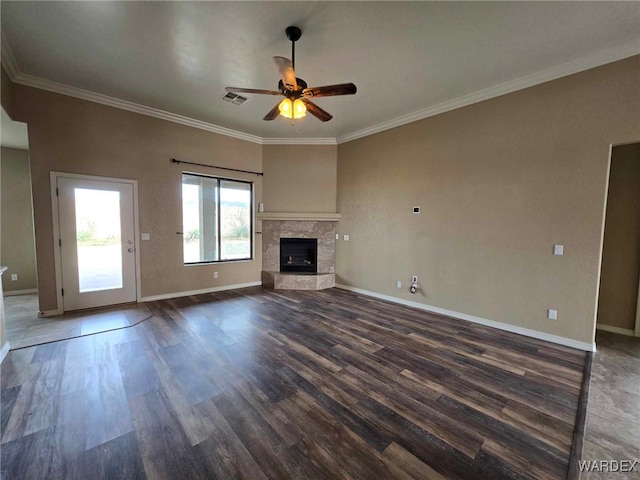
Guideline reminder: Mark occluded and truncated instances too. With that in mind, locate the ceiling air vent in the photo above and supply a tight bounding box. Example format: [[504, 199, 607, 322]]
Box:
[[220, 92, 248, 105]]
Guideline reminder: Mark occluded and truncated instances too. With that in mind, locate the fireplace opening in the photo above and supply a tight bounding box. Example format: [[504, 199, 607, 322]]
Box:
[[280, 238, 318, 273]]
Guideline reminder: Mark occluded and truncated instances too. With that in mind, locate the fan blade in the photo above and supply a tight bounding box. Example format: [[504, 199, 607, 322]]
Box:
[[263, 102, 281, 121], [303, 83, 357, 98], [302, 99, 333, 122], [225, 87, 281, 96], [273, 56, 298, 91]]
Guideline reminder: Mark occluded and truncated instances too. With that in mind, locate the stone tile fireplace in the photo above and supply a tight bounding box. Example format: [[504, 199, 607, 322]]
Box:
[[259, 213, 339, 290]]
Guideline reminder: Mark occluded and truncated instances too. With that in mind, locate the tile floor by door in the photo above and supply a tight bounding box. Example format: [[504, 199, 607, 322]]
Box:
[[3, 294, 152, 349], [581, 331, 640, 480]]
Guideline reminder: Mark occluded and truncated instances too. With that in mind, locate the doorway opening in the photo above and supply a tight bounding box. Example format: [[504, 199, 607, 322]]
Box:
[[596, 142, 640, 338], [1, 107, 40, 346]]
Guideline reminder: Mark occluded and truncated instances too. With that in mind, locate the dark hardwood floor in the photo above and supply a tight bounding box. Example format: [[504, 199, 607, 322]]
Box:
[[1, 287, 587, 479]]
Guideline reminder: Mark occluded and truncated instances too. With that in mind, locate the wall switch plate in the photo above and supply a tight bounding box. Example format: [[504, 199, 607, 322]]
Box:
[[141, 233, 150, 241], [213, 272, 218, 279], [554, 245, 564, 255], [343, 234, 349, 241], [336, 233, 339, 240], [413, 206, 421, 214], [547, 309, 557, 320], [10, 274, 18, 281], [396, 280, 402, 288]]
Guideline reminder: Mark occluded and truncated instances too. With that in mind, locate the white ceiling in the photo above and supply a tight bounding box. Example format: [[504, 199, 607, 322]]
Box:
[[2, 2, 639, 143], [1, 107, 29, 150]]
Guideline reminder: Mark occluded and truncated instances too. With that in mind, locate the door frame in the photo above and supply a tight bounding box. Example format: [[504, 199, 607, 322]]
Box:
[[636, 264, 640, 337], [50, 171, 142, 314]]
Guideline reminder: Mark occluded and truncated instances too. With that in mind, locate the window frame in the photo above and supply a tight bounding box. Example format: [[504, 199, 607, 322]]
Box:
[[181, 171, 254, 265]]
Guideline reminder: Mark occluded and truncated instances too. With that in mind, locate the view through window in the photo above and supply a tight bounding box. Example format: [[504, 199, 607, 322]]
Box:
[[182, 173, 252, 263], [74, 188, 123, 292]]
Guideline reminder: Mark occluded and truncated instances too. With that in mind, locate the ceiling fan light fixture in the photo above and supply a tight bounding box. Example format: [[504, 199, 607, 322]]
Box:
[[278, 98, 306, 119], [293, 98, 307, 119], [278, 98, 292, 118]]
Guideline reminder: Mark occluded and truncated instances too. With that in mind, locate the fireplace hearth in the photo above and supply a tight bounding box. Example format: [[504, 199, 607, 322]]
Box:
[[280, 238, 318, 273]]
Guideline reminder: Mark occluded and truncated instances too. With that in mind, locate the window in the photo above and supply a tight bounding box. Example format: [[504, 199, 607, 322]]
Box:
[[182, 173, 253, 264]]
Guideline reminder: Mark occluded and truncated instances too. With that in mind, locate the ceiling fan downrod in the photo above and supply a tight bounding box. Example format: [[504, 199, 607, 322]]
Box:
[[285, 26, 302, 71]]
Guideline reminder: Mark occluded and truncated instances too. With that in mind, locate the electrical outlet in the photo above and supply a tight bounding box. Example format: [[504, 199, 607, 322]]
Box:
[[141, 233, 150, 241], [547, 309, 557, 320], [412, 276, 418, 283], [396, 280, 402, 289], [213, 272, 218, 279], [10, 274, 18, 281]]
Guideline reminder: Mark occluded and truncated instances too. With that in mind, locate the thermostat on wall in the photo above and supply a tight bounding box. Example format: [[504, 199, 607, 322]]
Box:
[[413, 206, 421, 214]]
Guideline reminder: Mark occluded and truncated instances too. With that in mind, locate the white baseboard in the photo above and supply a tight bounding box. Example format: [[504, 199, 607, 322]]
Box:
[[335, 284, 596, 352], [3, 288, 38, 296], [0, 341, 10, 363], [140, 281, 262, 302], [22, 283, 262, 316], [596, 323, 637, 337]]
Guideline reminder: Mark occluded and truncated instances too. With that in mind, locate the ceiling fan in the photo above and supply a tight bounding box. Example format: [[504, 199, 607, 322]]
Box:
[[225, 26, 357, 122]]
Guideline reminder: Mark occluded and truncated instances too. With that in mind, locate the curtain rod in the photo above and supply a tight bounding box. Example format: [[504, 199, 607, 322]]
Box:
[[171, 158, 263, 176]]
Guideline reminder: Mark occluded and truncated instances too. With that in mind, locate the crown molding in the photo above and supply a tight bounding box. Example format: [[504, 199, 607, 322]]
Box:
[[262, 137, 337, 145], [337, 40, 640, 144], [2, 32, 638, 147], [0, 32, 20, 80], [11, 73, 266, 144]]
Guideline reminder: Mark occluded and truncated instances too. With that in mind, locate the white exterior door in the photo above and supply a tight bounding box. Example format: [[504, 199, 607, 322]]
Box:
[[57, 176, 137, 311]]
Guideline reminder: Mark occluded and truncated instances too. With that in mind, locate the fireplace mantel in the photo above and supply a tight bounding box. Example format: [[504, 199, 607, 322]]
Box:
[[257, 212, 341, 222]]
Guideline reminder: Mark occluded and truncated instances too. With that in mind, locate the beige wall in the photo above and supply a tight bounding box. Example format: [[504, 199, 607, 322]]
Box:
[[7, 83, 263, 312], [1, 147, 37, 293], [337, 56, 640, 345], [262, 145, 337, 213], [597, 143, 640, 331]]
